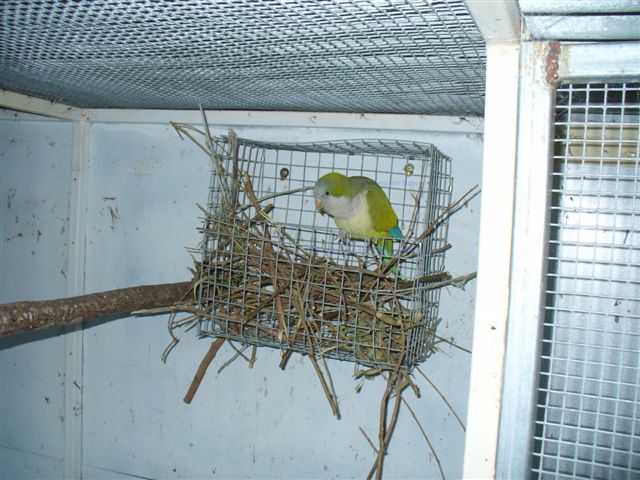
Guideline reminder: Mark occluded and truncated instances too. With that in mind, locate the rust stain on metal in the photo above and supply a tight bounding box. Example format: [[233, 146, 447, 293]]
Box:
[[545, 41, 561, 86]]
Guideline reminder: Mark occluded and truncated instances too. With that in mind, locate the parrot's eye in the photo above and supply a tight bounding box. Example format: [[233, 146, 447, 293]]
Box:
[[324, 191, 330, 196]]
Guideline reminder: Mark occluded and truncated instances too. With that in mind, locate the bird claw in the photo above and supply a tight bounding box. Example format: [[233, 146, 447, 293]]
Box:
[[367, 240, 380, 260], [336, 231, 350, 246], [336, 231, 354, 262]]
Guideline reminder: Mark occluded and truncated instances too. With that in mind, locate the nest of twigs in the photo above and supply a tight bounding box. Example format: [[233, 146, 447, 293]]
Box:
[[194, 170, 455, 370]]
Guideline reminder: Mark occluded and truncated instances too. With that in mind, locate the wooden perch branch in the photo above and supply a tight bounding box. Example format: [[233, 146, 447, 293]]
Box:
[[0, 281, 194, 337]]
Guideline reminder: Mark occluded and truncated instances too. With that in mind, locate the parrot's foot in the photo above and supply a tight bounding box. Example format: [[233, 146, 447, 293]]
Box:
[[336, 230, 351, 246], [336, 231, 357, 264]]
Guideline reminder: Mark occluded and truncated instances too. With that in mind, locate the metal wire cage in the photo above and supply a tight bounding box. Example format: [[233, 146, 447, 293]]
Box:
[[0, 0, 485, 115], [532, 83, 640, 479], [195, 136, 452, 370]]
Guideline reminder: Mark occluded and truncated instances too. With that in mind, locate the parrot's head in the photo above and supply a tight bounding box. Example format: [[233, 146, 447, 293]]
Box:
[[313, 172, 350, 217]]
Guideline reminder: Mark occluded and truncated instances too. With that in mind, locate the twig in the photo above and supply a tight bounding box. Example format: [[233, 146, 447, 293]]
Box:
[[399, 393, 446, 480], [200, 110, 232, 209], [367, 370, 406, 480], [302, 318, 341, 418], [368, 373, 394, 480], [170, 122, 211, 157], [172, 314, 199, 329], [257, 209, 311, 258], [414, 185, 479, 244], [395, 272, 477, 295], [451, 271, 478, 289], [279, 350, 293, 370], [403, 154, 429, 239], [199, 107, 214, 151], [228, 341, 253, 363], [321, 355, 339, 414], [242, 172, 289, 339], [406, 374, 421, 398], [415, 367, 465, 432], [228, 129, 240, 208], [359, 426, 379, 454], [237, 186, 315, 212], [425, 329, 472, 355], [248, 345, 257, 368], [241, 284, 288, 325], [217, 342, 250, 374], [161, 311, 180, 363], [183, 338, 225, 404], [367, 351, 406, 480]]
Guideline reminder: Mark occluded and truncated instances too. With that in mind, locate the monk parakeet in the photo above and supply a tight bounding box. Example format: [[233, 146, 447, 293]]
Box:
[[313, 173, 402, 271]]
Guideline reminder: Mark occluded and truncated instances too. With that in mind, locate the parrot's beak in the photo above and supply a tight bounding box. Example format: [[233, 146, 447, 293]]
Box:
[[315, 197, 324, 214]]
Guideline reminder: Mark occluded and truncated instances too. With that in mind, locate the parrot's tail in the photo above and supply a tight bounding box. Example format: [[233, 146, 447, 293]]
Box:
[[375, 226, 403, 275], [387, 225, 403, 239]]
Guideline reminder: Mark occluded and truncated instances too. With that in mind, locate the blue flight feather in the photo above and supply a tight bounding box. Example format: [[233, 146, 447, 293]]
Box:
[[387, 225, 403, 239]]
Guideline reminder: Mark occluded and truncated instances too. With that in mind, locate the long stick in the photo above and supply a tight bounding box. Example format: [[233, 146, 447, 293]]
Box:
[[367, 373, 395, 480], [1, 281, 193, 337], [367, 352, 406, 480], [183, 338, 226, 404], [242, 172, 288, 338]]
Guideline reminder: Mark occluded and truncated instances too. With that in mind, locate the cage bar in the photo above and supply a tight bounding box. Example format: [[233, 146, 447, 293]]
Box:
[[531, 82, 640, 479]]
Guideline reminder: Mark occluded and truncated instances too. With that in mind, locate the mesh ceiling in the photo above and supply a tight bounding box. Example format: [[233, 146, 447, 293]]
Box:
[[0, 0, 486, 115]]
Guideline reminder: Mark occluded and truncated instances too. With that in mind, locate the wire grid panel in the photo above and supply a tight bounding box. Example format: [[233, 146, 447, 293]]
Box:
[[532, 83, 640, 479], [195, 137, 452, 370], [0, 0, 485, 115]]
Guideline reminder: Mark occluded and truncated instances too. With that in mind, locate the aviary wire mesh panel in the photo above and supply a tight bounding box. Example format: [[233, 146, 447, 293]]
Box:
[[532, 83, 640, 479], [0, 0, 485, 115]]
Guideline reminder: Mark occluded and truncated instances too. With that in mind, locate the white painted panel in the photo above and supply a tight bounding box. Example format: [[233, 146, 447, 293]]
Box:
[[0, 115, 72, 478], [462, 43, 520, 479], [80, 121, 481, 479], [464, 0, 521, 44], [1, 117, 72, 300]]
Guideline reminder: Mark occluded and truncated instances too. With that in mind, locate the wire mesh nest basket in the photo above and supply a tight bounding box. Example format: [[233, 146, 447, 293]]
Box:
[[195, 135, 452, 371]]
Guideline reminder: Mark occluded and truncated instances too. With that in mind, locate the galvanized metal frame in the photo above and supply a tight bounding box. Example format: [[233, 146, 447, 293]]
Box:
[[496, 41, 640, 478], [519, 0, 640, 40], [525, 16, 640, 41]]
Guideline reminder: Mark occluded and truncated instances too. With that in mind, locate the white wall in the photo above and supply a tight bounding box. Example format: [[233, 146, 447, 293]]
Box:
[[1, 113, 72, 478], [1, 111, 482, 479]]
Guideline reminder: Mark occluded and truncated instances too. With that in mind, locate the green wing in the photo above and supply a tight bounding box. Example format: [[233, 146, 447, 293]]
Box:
[[350, 176, 401, 275], [361, 181, 398, 233]]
